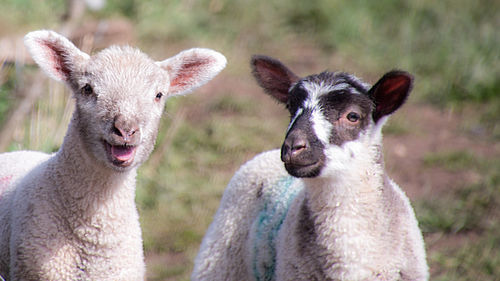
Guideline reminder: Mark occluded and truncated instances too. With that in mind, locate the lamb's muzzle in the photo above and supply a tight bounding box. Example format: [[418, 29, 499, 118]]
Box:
[[104, 113, 141, 167], [281, 106, 326, 178], [281, 127, 324, 178]]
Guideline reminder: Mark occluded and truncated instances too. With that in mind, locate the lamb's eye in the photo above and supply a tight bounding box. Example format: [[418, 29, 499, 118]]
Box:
[[346, 112, 360, 122], [155, 92, 163, 102], [82, 84, 93, 95]]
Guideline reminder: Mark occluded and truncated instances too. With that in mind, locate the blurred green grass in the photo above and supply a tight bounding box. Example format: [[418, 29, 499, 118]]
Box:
[[419, 151, 500, 280], [1, 0, 499, 280]]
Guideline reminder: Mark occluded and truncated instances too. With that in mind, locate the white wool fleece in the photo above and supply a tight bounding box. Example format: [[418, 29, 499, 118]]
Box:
[[0, 29, 226, 281], [192, 149, 428, 281]]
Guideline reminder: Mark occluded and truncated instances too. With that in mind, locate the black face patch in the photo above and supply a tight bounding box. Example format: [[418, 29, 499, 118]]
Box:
[[286, 86, 308, 115], [319, 92, 373, 146]]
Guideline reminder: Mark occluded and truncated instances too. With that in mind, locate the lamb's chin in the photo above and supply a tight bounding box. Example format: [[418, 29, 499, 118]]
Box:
[[284, 161, 323, 178]]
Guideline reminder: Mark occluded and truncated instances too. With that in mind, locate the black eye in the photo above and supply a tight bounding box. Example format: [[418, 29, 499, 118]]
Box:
[[155, 92, 163, 102], [347, 112, 360, 122], [82, 84, 93, 95]]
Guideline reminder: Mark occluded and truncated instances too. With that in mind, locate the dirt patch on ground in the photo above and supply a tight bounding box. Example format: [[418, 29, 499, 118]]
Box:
[[384, 104, 498, 200]]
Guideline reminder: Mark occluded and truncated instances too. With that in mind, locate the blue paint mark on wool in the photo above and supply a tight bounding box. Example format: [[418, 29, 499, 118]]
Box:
[[251, 176, 302, 281]]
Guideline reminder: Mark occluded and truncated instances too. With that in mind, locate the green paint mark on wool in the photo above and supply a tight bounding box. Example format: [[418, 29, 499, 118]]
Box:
[[251, 175, 303, 281]]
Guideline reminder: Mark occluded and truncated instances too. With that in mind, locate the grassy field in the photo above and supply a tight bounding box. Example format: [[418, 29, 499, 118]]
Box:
[[1, 0, 499, 280]]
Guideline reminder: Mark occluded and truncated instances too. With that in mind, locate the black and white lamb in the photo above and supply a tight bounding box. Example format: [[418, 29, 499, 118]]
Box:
[[0, 30, 226, 281], [192, 55, 428, 280]]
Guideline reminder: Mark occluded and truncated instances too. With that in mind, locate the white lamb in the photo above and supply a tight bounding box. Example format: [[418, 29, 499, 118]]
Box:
[[0, 30, 226, 281], [192, 55, 428, 280]]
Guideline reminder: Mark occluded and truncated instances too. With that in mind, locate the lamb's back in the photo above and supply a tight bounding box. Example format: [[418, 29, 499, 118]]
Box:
[[192, 149, 299, 280], [0, 151, 51, 195], [0, 150, 51, 278]]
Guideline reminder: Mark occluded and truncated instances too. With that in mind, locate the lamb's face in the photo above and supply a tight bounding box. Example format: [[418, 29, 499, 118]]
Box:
[[24, 30, 226, 172], [281, 72, 374, 178], [251, 55, 412, 179], [73, 47, 170, 171]]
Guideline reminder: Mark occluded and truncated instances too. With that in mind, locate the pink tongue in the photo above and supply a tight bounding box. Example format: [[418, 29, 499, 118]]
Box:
[[111, 145, 136, 161]]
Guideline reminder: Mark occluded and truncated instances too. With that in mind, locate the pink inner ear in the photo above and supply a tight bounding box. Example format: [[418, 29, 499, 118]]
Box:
[[372, 74, 411, 122], [380, 77, 409, 94], [40, 39, 72, 81], [170, 59, 211, 89]]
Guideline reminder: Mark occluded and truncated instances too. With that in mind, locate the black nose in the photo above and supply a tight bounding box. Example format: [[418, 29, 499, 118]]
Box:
[[281, 130, 309, 163]]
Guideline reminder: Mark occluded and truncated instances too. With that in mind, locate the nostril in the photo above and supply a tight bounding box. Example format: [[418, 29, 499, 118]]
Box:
[[291, 139, 307, 155], [281, 135, 309, 163], [124, 127, 137, 137], [112, 117, 139, 142], [113, 126, 123, 137], [281, 142, 291, 162], [114, 126, 138, 140]]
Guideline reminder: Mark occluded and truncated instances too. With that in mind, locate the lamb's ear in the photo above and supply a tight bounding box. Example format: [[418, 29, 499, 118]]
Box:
[[157, 48, 227, 96], [24, 30, 89, 83], [251, 55, 299, 104], [368, 70, 413, 123]]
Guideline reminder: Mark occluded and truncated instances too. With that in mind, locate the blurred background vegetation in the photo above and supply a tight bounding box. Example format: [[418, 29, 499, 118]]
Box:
[[0, 0, 498, 280]]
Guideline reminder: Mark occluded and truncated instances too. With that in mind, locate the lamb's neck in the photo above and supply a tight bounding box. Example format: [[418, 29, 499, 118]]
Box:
[[49, 121, 137, 210], [303, 164, 385, 213], [298, 165, 388, 276]]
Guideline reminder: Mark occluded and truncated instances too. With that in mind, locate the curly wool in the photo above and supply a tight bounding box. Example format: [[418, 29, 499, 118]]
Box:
[[0, 30, 226, 281]]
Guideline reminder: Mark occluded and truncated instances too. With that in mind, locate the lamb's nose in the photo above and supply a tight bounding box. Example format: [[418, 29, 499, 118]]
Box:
[[281, 131, 308, 163], [113, 115, 140, 143]]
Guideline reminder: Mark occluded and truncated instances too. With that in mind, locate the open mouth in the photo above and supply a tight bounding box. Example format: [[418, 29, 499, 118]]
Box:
[[104, 141, 138, 167]]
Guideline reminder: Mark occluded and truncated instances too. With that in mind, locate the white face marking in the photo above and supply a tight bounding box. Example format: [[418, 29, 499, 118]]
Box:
[[311, 109, 332, 145], [320, 129, 376, 178], [299, 81, 337, 145], [329, 82, 352, 93], [302, 81, 335, 108]]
